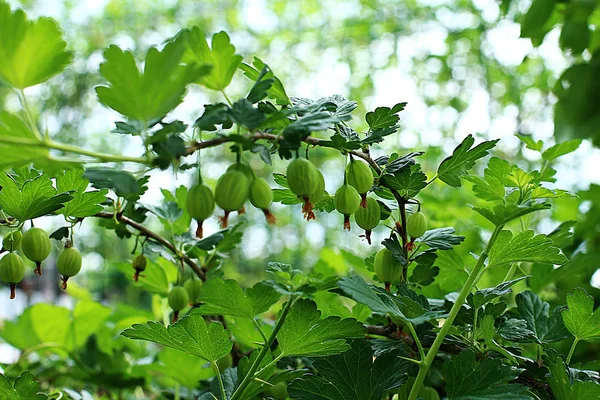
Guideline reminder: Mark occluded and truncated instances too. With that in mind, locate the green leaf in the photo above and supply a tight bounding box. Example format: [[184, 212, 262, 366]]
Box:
[[85, 168, 148, 201], [515, 134, 543, 152], [196, 278, 281, 319], [114, 260, 170, 295], [437, 134, 499, 187], [548, 355, 600, 400], [229, 98, 265, 130], [559, 19, 590, 55], [542, 139, 582, 161], [382, 164, 427, 199], [338, 276, 445, 325], [445, 350, 530, 399], [410, 252, 439, 287], [240, 57, 290, 105], [278, 299, 365, 357], [0, 3, 72, 88], [520, 0, 556, 42], [365, 102, 406, 130], [96, 39, 201, 124], [287, 339, 410, 400], [121, 311, 233, 362], [26, 301, 111, 350], [417, 227, 465, 250], [472, 202, 551, 226], [0, 371, 47, 400], [488, 230, 568, 267], [56, 169, 108, 218], [0, 171, 73, 221], [0, 112, 48, 169], [515, 291, 570, 343], [467, 277, 528, 309], [182, 28, 243, 91], [497, 318, 536, 343], [562, 288, 600, 343]]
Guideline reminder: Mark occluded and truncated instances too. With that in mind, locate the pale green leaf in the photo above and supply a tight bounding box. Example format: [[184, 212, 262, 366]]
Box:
[[488, 230, 568, 267], [56, 169, 108, 218], [562, 288, 600, 343], [542, 139, 582, 161], [121, 311, 233, 362], [0, 112, 48, 169], [0, 3, 72, 88], [472, 202, 551, 226], [182, 28, 243, 91], [196, 278, 281, 319]]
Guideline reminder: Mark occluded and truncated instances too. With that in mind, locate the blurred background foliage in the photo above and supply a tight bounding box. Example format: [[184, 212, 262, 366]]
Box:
[[1, 0, 600, 397]]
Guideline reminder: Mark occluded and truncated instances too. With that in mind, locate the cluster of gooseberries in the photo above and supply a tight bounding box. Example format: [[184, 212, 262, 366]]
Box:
[[186, 162, 275, 238], [0, 227, 82, 299]]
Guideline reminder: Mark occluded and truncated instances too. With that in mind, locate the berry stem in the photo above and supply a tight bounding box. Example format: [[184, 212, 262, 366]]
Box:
[[61, 277, 69, 290], [360, 193, 368, 208], [301, 196, 315, 221], [34, 262, 42, 276], [262, 209, 277, 225], [343, 215, 351, 231], [219, 211, 230, 228], [195, 219, 204, 239], [364, 229, 372, 244], [9, 283, 16, 299]]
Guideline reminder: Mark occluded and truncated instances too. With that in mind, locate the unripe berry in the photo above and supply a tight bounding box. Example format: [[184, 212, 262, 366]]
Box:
[[227, 163, 255, 184], [374, 248, 403, 288], [406, 211, 427, 239], [2, 231, 22, 252], [21, 227, 51, 276], [184, 278, 203, 305], [186, 184, 215, 238], [215, 171, 249, 228], [168, 286, 189, 322], [249, 177, 276, 224], [346, 159, 373, 207], [267, 382, 288, 399], [334, 184, 361, 231], [0, 253, 25, 299], [57, 246, 82, 290], [286, 158, 319, 220], [132, 254, 147, 282], [354, 197, 380, 244], [309, 168, 326, 205]]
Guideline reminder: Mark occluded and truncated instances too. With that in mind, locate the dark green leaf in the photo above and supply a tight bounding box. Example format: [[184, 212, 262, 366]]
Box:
[[467, 277, 528, 309], [515, 291, 570, 343], [417, 227, 465, 250], [288, 339, 410, 400]]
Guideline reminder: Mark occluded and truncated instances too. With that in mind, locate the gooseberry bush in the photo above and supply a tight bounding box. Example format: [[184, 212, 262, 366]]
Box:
[[0, 2, 598, 400]]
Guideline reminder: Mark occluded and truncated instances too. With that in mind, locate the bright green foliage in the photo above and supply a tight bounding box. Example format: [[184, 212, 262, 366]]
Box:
[[437, 135, 499, 187], [288, 339, 410, 400], [122, 311, 233, 363], [488, 230, 568, 267], [278, 299, 365, 357], [96, 40, 202, 125], [168, 286, 189, 311], [562, 288, 600, 343], [473, 203, 551, 227], [214, 170, 249, 212], [240, 57, 290, 105], [374, 247, 402, 284], [0, 113, 48, 169], [0, 2, 72, 89], [445, 350, 530, 399], [56, 169, 108, 218], [0, 371, 47, 400], [196, 278, 281, 319], [0, 171, 73, 221], [180, 28, 243, 91], [2, 230, 22, 252]]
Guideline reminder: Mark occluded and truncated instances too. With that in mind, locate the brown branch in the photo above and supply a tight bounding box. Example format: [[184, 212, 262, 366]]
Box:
[[93, 212, 206, 280], [185, 132, 382, 173]]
